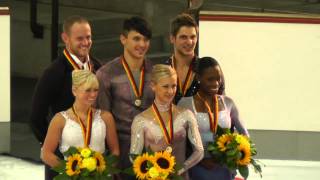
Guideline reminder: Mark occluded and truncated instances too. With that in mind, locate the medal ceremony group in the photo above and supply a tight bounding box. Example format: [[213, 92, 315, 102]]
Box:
[[29, 13, 248, 180]]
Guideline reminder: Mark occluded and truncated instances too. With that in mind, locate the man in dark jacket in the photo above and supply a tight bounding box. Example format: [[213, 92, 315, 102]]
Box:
[[29, 15, 101, 180], [163, 13, 225, 103]]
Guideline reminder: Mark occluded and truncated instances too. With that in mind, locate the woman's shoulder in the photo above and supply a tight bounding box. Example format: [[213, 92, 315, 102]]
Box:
[[174, 104, 194, 118], [98, 109, 113, 121], [135, 108, 153, 121], [219, 95, 235, 106], [50, 112, 66, 128], [178, 96, 193, 105]]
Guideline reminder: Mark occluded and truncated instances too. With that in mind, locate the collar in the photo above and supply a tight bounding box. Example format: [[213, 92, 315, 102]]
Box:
[[69, 51, 90, 70]]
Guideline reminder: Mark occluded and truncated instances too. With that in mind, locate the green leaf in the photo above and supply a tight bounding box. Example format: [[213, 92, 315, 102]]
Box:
[[53, 173, 70, 180], [63, 146, 79, 157], [108, 166, 122, 174], [207, 144, 216, 152], [239, 165, 249, 179], [174, 162, 183, 171], [80, 169, 90, 177], [226, 149, 238, 157], [128, 154, 138, 161], [122, 167, 135, 176], [251, 159, 263, 177], [52, 161, 66, 173], [105, 154, 119, 165]]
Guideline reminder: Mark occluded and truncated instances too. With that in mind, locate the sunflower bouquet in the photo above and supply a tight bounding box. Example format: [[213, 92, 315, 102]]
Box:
[[126, 147, 182, 180], [207, 128, 262, 179], [52, 146, 120, 180]]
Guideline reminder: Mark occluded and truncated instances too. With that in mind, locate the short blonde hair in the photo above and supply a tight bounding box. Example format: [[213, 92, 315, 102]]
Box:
[[151, 64, 177, 84], [72, 70, 99, 89]]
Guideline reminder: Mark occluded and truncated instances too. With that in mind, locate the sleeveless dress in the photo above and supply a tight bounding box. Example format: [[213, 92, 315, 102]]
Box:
[[59, 109, 106, 154], [178, 96, 249, 180], [130, 107, 204, 180]]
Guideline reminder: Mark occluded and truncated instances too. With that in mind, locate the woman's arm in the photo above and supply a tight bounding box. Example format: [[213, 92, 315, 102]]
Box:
[[225, 96, 249, 136], [129, 115, 145, 162], [101, 111, 120, 156], [41, 113, 65, 167], [180, 110, 204, 175]]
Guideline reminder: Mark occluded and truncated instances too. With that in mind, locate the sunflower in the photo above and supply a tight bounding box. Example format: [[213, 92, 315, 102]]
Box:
[[234, 134, 250, 146], [152, 151, 175, 174], [217, 134, 233, 152], [133, 153, 153, 179], [93, 152, 106, 173], [66, 154, 82, 176], [237, 143, 251, 165]]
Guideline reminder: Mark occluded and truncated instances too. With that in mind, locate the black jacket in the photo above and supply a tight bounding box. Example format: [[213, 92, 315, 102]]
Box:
[[29, 53, 101, 143]]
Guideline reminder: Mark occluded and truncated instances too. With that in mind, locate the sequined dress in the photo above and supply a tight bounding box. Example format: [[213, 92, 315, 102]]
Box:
[[130, 106, 204, 179], [178, 96, 249, 180]]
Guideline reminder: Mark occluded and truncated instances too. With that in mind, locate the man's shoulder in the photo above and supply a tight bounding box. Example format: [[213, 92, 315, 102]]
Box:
[[41, 56, 69, 78], [100, 57, 121, 70]]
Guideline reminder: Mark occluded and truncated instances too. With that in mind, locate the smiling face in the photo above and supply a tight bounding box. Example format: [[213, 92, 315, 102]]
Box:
[[120, 30, 150, 60], [170, 26, 197, 58], [151, 75, 177, 105], [198, 65, 222, 96], [62, 22, 92, 62], [73, 83, 99, 107]]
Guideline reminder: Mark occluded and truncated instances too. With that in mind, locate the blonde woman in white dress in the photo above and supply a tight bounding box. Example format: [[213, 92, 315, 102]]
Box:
[[41, 70, 119, 171]]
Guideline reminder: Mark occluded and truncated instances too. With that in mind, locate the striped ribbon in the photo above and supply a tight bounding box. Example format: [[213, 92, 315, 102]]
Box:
[[72, 106, 93, 147], [121, 56, 145, 100], [196, 93, 219, 133], [63, 49, 92, 71], [152, 103, 173, 145], [171, 55, 194, 96]]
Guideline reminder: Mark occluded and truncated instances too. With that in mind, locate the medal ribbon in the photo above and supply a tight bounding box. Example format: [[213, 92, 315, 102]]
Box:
[[121, 56, 145, 100], [196, 93, 219, 133], [152, 103, 173, 145], [171, 55, 194, 96], [72, 106, 93, 147], [63, 49, 92, 71]]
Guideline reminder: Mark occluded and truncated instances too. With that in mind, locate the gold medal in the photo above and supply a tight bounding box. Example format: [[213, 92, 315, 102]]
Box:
[[121, 56, 145, 107], [135, 99, 142, 107], [165, 146, 172, 153]]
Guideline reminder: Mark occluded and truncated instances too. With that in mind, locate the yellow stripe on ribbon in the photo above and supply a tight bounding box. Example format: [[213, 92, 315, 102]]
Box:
[[63, 49, 92, 71], [196, 93, 219, 133], [152, 103, 173, 145], [121, 56, 145, 99], [171, 55, 194, 96], [72, 106, 93, 147]]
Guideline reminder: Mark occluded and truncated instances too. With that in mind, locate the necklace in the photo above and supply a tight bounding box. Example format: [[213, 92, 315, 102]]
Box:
[[153, 100, 171, 112], [196, 93, 219, 133]]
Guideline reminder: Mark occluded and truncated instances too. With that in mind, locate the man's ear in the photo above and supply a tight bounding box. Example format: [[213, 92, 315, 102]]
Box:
[[61, 32, 69, 44], [120, 34, 126, 46], [150, 81, 156, 92], [169, 35, 175, 44]]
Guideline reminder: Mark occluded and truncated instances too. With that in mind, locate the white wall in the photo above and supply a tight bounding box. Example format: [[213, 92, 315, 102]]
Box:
[[0, 8, 10, 122], [199, 12, 320, 131]]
